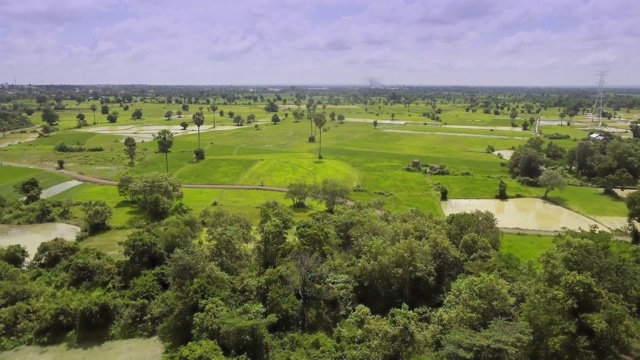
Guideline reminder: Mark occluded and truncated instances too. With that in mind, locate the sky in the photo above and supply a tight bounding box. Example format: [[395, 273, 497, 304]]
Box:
[[0, 0, 639, 86]]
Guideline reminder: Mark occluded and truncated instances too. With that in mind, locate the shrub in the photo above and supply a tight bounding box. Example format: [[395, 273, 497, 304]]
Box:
[[486, 145, 495, 153], [544, 133, 570, 140], [308, 136, 315, 143], [57, 160, 65, 169], [497, 179, 508, 199], [194, 148, 205, 160]]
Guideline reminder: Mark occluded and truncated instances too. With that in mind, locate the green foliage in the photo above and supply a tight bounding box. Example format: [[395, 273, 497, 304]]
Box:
[[14, 177, 41, 204], [313, 178, 350, 213], [81, 200, 113, 233], [0, 109, 33, 132], [117, 172, 183, 220], [285, 181, 314, 207], [538, 169, 567, 197], [41, 108, 59, 126], [106, 111, 119, 123], [0, 244, 29, 268]]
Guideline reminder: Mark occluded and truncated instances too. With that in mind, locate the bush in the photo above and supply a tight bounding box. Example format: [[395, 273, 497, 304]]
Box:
[[544, 133, 570, 140], [497, 179, 508, 199], [57, 160, 65, 169], [486, 145, 495, 153], [516, 176, 539, 186], [193, 148, 205, 160], [308, 136, 315, 143]]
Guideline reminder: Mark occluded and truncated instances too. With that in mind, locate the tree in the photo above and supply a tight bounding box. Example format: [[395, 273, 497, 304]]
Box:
[[228, 111, 235, 119], [181, 104, 189, 112], [177, 110, 183, 118], [101, 104, 109, 115], [76, 113, 87, 128], [31, 238, 79, 269], [36, 94, 49, 104], [293, 109, 304, 123], [41, 108, 59, 126], [559, 111, 566, 126], [233, 115, 244, 126], [210, 104, 218, 128], [165, 110, 173, 120], [0, 244, 29, 268], [373, 120, 378, 129], [247, 114, 256, 124], [117, 172, 183, 220], [337, 114, 345, 124], [329, 111, 336, 121], [509, 109, 518, 126], [498, 179, 508, 199], [286, 181, 314, 207], [193, 148, 205, 161], [124, 136, 137, 165], [391, 113, 395, 121], [131, 108, 143, 120], [155, 129, 174, 173], [107, 111, 119, 123], [626, 191, 640, 222], [264, 101, 279, 112], [81, 200, 113, 233], [313, 113, 327, 159], [271, 114, 281, 125], [14, 177, 41, 204], [538, 169, 566, 198], [192, 111, 204, 148], [313, 179, 349, 213]]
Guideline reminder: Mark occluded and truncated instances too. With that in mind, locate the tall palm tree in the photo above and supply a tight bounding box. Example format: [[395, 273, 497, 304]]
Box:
[[155, 129, 174, 172], [210, 104, 218, 128], [314, 113, 327, 159], [192, 111, 205, 148], [90, 104, 97, 124]]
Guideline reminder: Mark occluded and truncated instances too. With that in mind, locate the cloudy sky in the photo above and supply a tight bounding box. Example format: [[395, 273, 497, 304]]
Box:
[[0, 0, 638, 86]]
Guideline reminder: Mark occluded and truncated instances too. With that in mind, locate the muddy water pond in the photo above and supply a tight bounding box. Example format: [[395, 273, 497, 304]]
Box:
[[0, 223, 80, 257], [441, 198, 607, 232]]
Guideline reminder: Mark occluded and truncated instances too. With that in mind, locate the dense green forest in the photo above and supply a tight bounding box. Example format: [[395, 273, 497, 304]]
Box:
[[1, 193, 639, 359]]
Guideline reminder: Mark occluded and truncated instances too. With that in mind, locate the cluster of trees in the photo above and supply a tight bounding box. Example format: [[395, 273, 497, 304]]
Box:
[[0, 200, 638, 359], [0, 178, 72, 224], [117, 172, 183, 221], [567, 137, 640, 190], [0, 109, 33, 132], [508, 137, 566, 178]]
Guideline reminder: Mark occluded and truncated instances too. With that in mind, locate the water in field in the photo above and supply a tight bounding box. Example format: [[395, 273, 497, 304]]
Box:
[[441, 198, 609, 232], [0, 337, 162, 360], [0, 223, 80, 258], [41, 180, 83, 198]]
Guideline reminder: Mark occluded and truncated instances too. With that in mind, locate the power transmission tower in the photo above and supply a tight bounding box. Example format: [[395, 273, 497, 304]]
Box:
[[590, 70, 608, 128]]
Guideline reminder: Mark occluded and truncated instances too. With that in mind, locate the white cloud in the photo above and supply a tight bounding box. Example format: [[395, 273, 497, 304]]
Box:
[[1, 0, 640, 85]]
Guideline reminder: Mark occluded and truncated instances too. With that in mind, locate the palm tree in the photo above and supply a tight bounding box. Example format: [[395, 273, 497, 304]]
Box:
[[155, 129, 174, 172], [192, 111, 205, 148], [210, 104, 218, 128], [90, 104, 97, 124], [314, 113, 327, 159]]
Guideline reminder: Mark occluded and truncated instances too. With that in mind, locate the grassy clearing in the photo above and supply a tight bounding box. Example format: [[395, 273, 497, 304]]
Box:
[[500, 233, 554, 261], [0, 165, 71, 200], [547, 186, 628, 217]]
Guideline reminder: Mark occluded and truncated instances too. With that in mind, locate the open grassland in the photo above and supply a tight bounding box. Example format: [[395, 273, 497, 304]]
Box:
[[3, 98, 634, 256], [0, 165, 71, 200], [2, 101, 625, 218], [500, 233, 555, 261]]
